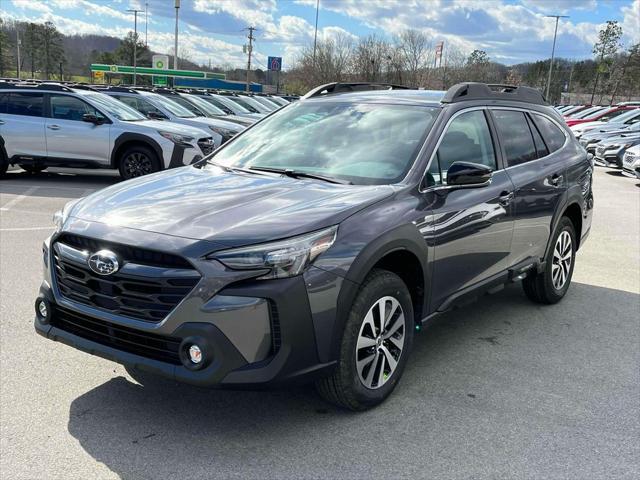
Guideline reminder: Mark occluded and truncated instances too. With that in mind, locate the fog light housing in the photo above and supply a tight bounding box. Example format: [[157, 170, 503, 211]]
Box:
[[188, 344, 203, 364], [179, 337, 210, 370], [35, 298, 50, 323]]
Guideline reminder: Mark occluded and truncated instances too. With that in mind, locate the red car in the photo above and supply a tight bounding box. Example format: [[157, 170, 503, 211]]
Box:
[[565, 106, 639, 127]]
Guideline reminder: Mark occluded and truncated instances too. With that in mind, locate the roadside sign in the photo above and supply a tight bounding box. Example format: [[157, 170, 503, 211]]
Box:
[[94, 70, 105, 82], [268, 56, 282, 72]]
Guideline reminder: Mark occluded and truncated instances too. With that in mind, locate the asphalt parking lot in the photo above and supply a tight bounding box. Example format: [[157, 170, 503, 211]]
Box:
[[0, 167, 638, 479]]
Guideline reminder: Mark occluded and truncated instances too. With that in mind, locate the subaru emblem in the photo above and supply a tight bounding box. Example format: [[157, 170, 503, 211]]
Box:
[[88, 250, 120, 276]]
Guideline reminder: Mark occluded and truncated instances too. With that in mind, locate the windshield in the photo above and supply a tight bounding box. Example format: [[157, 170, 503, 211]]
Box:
[[608, 109, 640, 123], [213, 95, 251, 114], [147, 93, 196, 118], [572, 106, 604, 119], [166, 95, 206, 116], [183, 94, 226, 116], [239, 96, 271, 113], [252, 96, 279, 110], [210, 101, 438, 185], [227, 96, 263, 113], [84, 93, 146, 121]]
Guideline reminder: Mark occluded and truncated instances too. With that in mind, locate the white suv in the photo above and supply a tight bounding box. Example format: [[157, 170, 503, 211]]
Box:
[[622, 145, 640, 179], [0, 83, 215, 180]]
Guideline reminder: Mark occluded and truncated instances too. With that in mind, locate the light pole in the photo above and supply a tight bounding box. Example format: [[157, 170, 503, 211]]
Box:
[[174, 0, 180, 70], [313, 0, 319, 66], [127, 8, 143, 86], [545, 14, 569, 101]]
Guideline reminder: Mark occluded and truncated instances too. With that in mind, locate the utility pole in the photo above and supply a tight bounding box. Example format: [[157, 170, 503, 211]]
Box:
[[16, 29, 21, 80], [245, 26, 255, 92], [313, 0, 319, 66], [545, 14, 569, 101], [127, 8, 143, 86], [174, 0, 180, 70], [145, 1, 148, 46]]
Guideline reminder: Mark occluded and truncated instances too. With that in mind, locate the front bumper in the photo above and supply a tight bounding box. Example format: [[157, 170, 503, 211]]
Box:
[[594, 149, 624, 168], [35, 225, 342, 387]]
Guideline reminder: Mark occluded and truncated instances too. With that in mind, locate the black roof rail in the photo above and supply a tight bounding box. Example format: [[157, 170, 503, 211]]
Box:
[[0, 81, 75, 92], [91, 85, 140, 94], [66, 84, 98, 91], [442, 82, 547, 105], [303, 82, 412, 99]]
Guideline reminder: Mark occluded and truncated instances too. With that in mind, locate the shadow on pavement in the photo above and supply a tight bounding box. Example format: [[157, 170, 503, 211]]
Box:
[[66, 282, 640, 479], [1, 170, 119, 199]]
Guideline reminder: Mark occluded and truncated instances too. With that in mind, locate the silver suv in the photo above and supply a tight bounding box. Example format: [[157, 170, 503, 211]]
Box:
[[96, 87, 245, 147], [0, 83, 215, 179]]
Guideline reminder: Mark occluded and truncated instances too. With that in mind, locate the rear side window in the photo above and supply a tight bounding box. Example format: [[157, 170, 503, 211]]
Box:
[[493, 110, 537, 167], [527, 115, 548, 158], [531, 113, 566, 153], [599, 109, 629, 122], [0, 93, 7, 114], [5, 92, 44, 117]]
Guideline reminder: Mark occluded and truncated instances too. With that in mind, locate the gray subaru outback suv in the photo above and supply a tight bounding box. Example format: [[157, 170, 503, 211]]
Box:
[[34, 82, 594, 410]]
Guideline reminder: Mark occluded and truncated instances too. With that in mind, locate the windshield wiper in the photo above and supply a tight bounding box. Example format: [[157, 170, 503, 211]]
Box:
[[248, 166, 352, 185]]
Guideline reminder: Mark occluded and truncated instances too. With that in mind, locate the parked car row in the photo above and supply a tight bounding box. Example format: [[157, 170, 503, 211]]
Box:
[[554, 102, 640, 179], [0, 81, 298, 180]]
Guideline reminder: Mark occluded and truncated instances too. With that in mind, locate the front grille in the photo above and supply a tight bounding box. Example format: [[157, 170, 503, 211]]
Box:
[[51, 305, 182, 364], [198, 137, 215, 155], [596, 146, 606, 157], [53, 235, 200, 322], [624, 153, 636, 164], [268, 301, 282, 354]]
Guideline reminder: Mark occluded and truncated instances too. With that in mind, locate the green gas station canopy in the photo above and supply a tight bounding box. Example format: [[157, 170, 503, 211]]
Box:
[[90, 64, 226, 79]]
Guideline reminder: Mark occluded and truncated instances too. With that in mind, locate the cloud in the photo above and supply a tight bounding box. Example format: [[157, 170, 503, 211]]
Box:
[[11, 0, 52, 13]]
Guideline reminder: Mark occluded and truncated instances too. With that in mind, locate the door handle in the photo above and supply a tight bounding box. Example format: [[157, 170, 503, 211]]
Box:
[[499, 191, 514, 206], [47, 124, 61, 130], [0, 119, 5, 125], [550, 173, 563, 186]]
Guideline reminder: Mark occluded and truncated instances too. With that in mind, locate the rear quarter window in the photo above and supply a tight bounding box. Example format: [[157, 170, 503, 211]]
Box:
[[531, 113, 566, 153], [492, 110, 537, 167]]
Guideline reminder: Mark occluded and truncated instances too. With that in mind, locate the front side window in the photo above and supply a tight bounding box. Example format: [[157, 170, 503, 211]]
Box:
[[50, 94, 101, 121], [116, 95, 165, 118], [493, 110, 537, 167], [598, 109, 630, 122], [211, 101, 439, 185], [5, 92, 44, 117], [83, 93, 145, 121], [427, 110, 496, 186], [147, 93, 196, 118], [531, 113, 565, 153], [166, 95, 204, 116]]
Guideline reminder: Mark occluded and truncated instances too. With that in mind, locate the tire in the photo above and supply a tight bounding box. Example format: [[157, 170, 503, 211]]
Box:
[[0, 153, 7, 179], [316, 269, 414, 411], [118, 145, 161, 180], [19, 164, 47, 174], [523, 216, 577, 304]]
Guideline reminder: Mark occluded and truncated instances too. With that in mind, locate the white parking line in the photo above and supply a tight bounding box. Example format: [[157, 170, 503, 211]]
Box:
[[0, 226, 54, 232], [0, 186, 39, 211]]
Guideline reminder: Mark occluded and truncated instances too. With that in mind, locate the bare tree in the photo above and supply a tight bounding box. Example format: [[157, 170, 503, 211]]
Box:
[[395, 29, 431, 87]]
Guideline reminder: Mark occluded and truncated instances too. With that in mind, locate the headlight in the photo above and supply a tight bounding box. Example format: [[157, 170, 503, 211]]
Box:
[[53, 198, 81, 233], [210, 226, 338, 280], [209, 126, 236, 137], [158, 130, 195, 146]]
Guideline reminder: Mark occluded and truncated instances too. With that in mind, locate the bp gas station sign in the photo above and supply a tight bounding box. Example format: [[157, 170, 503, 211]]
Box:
[[152, 55, 169, 87]]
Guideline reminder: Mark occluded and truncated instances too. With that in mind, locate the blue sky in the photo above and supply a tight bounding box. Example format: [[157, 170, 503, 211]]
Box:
[[2, 0, 639, 68]]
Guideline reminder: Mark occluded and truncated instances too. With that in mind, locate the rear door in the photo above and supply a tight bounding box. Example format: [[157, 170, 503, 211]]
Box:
[[0, 91, 47, 159], [45, 93, 111, 164], [491, 109, 568, 266]]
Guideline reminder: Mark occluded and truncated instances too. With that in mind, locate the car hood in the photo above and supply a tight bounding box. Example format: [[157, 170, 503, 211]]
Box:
[[599, 134, 640, 146], [70, 166, 394, 247], [188, 116, 244, 132], [219, 114, 255, 126], [132, 119, 211, 138]]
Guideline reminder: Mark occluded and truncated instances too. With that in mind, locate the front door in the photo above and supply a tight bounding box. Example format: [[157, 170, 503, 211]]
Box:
[[45, 94, 111, 165], [422, 109, 515, 311]]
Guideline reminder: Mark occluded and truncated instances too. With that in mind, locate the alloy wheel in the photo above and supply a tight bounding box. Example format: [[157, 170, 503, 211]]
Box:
[[355, 296, 405, 389], [551, 230, 572, 290], [123, 152, 154, 178]]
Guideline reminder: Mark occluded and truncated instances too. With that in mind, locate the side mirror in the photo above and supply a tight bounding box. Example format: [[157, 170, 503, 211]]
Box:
[[447, 161, 493, 187], [82, 113, 102, 124]]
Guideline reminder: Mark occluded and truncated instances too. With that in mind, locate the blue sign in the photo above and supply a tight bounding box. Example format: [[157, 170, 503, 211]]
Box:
[[268, 56, 282, 72]]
